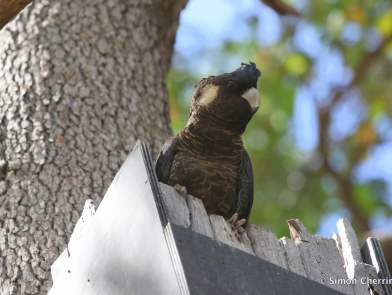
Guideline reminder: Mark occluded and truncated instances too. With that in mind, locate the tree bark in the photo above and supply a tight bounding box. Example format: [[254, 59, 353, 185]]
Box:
[[0, 0, 187, 293]]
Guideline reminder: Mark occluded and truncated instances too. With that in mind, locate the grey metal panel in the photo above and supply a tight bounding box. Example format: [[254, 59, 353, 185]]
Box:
[[361, 238, 392, 295], [141, 143, 169, 226], [170, 224, 343, 295], [141, 143, 190, 295]]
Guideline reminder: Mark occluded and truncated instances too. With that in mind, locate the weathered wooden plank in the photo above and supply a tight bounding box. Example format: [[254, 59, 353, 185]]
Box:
[[288, 219, 323, 283], [353, 262, 384, 295], [209, 214, 254, 254], [247, 224, 287, 269], [316, 236, 355, 294], [287, 219, 321, 283], [281, 237, 307, 277], [209, 214, 233, 245], [186, 195, 214, 238], [295, 239, 323, 283], [287, 219, 356, 293], [240, 231, 254, 255], [159, 182, 190, 228]]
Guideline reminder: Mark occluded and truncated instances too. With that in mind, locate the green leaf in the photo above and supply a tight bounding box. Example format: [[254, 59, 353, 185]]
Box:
[[376, 9, 392, 36], [285, 53, 309, 75]]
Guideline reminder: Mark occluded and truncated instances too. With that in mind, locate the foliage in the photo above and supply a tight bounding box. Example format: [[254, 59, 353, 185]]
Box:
[[167, 0, 392, 237]]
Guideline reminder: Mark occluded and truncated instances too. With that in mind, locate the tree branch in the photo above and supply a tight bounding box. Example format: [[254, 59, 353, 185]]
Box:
[[329, 33, 392, 108], [314, 33, 392, 233], [0, 0, 31, 30], [317, 108, 370, 232], [260, 0, 301, 17]]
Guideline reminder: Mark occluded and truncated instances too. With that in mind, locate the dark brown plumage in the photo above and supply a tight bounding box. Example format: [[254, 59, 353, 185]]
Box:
[[156, 63, 261, 221]]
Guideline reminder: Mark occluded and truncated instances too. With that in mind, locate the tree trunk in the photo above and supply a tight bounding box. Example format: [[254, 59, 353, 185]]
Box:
[[0, 0, 187, 293]]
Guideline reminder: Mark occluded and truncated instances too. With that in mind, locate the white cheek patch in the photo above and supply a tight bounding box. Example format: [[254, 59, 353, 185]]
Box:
[[242, 87, 260, 109], [198, 85, 219, 106]]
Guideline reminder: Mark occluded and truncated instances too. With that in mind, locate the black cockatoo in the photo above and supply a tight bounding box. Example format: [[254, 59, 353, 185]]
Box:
[[156, 62, 261, 229]]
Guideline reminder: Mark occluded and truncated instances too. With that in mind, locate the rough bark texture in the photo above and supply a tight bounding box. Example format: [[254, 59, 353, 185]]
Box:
[[0, 0, 187, 293]]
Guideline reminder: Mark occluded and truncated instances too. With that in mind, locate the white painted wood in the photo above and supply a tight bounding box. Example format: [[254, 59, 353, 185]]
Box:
[[247, 224, 287, 269], [49, 200, 97, 294], [281, 237, 307, 277], [48, 147, 186, 295], [186, 195, 214, 238], [71, 199, 97, 242], [209, 214, 254, 254], [336, 218, 367, 294], [337, 218, 363, 279], [159, 182, 190, 228]]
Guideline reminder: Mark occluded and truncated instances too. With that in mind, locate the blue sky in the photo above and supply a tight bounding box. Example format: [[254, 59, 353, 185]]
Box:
[[173, 0, 392, 237]]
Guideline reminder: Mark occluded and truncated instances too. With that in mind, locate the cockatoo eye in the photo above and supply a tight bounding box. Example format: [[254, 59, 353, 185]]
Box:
[[227, 81, 236, 90]]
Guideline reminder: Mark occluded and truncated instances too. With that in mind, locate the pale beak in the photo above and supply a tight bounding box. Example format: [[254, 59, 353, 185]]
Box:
[[242, 87, 260, 111]]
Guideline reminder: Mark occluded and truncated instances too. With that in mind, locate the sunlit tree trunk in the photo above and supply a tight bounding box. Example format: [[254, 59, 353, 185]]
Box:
[[0, 0, 187, 293]]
